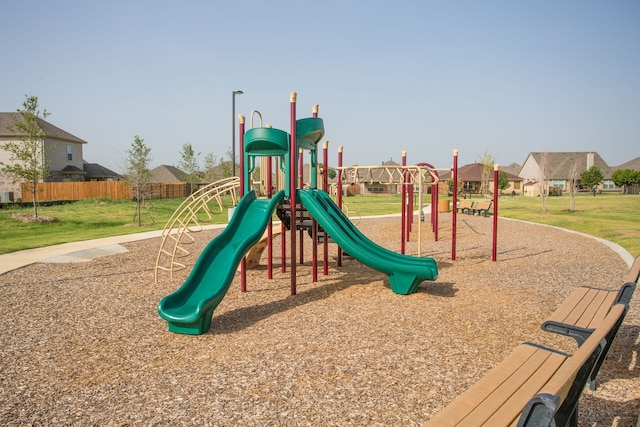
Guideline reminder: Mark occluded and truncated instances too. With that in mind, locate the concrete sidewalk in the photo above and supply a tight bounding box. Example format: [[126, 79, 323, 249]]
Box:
[[0, 223, 231, 275], [0, 230, 165, 275]]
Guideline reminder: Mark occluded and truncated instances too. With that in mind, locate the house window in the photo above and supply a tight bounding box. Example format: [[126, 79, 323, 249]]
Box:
[[514, 182, 521, 190], [551, 180, 565, 190], [67, 145, 73, 161], [602, 180, 619, 190]]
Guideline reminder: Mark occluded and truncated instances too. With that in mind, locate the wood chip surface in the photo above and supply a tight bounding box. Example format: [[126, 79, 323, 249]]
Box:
[[1, 214, 638, 426]]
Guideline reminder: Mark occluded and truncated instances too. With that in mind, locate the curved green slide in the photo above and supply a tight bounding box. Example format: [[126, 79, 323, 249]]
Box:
[[298, 189, 438, 294], [158, 190, 285, 335]]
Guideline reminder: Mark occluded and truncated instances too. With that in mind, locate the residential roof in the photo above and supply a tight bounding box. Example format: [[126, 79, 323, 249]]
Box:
[[0, 112, 88, 144], [83, 162, 123, 179], [500, 162, 521, 176], [525, 152, 612, 179], [440, 163, 523, 182], [149, 165, 188, 183], [613, 156, 640, 171], [60, 165, 85, 174]]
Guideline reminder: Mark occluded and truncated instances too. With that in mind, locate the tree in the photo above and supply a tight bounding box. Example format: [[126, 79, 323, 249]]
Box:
[[178, 143, 201, 193], [568, 158, 582, 212], [538, 152, 550, 213], [222, 147, 234, 178], [611, 168, 639, 194], [124, 135, 152, 226], [497, 171, 510, 194], [202, 152, 218, 182], [580, 166, 604, 196], [0, 95, 51, 219], [478, 149, 495, 196]]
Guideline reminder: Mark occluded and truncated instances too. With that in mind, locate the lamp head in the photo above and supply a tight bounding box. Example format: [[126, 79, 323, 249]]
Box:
[[233, 90, 244, 95]]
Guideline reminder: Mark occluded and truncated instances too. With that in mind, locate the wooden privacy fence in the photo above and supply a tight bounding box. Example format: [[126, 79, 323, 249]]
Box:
[[20, 182, 194, 202]]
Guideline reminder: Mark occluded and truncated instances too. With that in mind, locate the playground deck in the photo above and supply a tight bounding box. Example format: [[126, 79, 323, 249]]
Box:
[[0, 214, 637, 425]]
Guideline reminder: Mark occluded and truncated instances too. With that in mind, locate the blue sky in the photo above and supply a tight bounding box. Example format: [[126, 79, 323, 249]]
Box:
[[2, 1, 639, 173]]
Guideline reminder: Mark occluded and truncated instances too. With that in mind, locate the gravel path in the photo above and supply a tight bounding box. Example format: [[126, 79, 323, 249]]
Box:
[[0, 214, 637, 426]]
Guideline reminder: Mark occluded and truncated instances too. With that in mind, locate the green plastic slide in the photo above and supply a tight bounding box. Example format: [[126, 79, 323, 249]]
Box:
[[297, 189, 438, 294], [158, 190, 285, 335]]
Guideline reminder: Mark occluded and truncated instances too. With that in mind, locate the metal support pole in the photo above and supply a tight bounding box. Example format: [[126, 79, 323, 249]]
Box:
[[238, 115, 247, 292], [337, 146, 343, 267], [267, 156, 274, 279], [401, 150, 407, 254], [322, 141, 329, 276], [452, 149, 459, 261], [231, 90, 243, 178], [289, 92, 297, 295], [492, 164, 499, 261]]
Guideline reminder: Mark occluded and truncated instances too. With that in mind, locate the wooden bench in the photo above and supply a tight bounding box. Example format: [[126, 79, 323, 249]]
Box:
[[424, 304, 628, 426], [471, 200, 493, 217], [541, 255, 639, 389], [456, 199, 475, 214]]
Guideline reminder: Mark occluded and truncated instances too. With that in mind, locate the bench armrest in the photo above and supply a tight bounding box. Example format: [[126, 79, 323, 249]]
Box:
[[541, 321, 594, 346]]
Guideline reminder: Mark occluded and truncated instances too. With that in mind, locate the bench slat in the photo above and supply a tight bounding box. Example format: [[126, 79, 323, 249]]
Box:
[[554, 288, 617, 329], [625, 255, 640, 284], [425, 345, 567, 426], [585, 292, 618, 328], [547, 287, 591, 324], [479, 350, 566, 426]]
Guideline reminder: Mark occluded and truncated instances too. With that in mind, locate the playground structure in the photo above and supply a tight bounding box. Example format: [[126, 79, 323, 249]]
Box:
[[157, 92, 439, 335]]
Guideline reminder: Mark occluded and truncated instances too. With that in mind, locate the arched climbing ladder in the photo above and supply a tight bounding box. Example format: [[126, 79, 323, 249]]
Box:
[[154, 177, 240, 281]]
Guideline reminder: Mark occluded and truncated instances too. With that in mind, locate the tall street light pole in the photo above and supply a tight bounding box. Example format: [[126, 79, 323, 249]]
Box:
[[232, 90, 243, 177]]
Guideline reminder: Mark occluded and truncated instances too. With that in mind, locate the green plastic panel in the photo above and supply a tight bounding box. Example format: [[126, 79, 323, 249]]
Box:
[[244, 127, 290, 156], [158, 190, 286, 334], [297, 189, 438, 294], [296, 117, 324, 150]]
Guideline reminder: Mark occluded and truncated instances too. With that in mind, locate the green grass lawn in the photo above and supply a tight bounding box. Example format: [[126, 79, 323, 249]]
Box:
[[496, 193, 640, 257], [0, 197, 231, 254], [1, 192, 638, 257]]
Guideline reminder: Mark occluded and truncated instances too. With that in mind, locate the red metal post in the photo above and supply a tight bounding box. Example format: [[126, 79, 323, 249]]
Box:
[[416, 162, 439, 242], [433, 182, 439, 241], [289, 92, 297, 295], [238, 115, 247, 292], [267, 155, 274, 279], [492, 164, 499, 262], [298, 148, 304, 265], [322, 141, 329, 276], [407, 170, 413, 240], [281, 221, 286, 273], [311, 106, 319, 282], [401, 150, 407, 254], [452, 149, 458, 261], [337, 146, 343, 266]]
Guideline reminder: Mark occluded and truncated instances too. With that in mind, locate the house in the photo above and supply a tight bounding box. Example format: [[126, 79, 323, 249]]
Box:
[[148, 165, 188, 183], [518, 152, 619, 194], [0, 112, 88, 198], [0, 112, 121, 200], [343, 159, 404, 195], [440, 163, 524, 196]]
